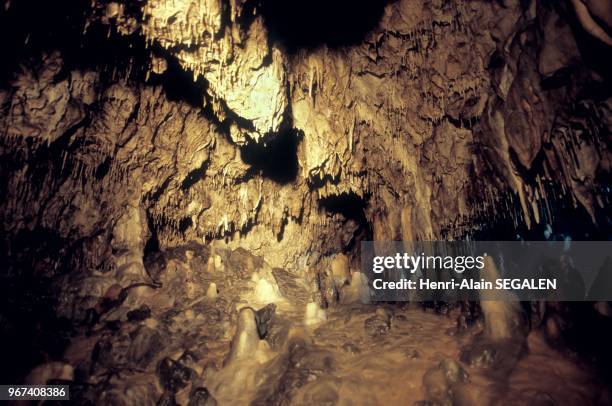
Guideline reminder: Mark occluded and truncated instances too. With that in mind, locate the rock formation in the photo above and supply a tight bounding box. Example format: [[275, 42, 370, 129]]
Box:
[[0, 0, 610, 403]]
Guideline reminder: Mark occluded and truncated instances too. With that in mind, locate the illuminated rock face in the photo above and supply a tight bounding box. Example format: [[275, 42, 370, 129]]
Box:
[[143, 0, 288, 141], [0, 1, 610, 278]]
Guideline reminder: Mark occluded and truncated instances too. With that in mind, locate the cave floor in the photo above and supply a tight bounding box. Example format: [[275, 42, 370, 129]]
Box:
[[55, 246, 607, 405]]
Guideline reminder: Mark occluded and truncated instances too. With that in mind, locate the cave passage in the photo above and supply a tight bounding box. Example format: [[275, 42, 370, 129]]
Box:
[[240, 129, 302, 184]]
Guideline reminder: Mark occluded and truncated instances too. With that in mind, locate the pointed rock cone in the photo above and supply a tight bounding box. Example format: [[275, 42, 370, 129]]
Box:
[[304, 302, 327, 326], [228, 307, 260, 362], [206, 282, 218, 300], [480, 256, 524, 341]]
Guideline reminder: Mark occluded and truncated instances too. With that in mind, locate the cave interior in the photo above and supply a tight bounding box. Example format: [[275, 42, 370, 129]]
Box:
[[0, 0, 611, 404]]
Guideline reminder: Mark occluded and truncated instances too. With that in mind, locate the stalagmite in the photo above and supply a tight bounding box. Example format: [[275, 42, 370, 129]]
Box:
[[480, 256, 523, 341], [251, 270, 284, 305], [227, 307, 260, 362], [206, 282, 218, 300]]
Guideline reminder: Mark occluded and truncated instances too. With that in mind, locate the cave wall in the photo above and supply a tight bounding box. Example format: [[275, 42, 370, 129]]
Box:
[[0, 0, 610, 325]]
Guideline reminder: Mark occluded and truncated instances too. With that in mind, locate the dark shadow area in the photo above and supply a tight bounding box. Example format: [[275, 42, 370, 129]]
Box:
[[181, 160, 210, 190], [240, 129, 302, 184], [256, 0, 391, 52], [546, 0, 612, 81], [178, 217, 193, 233], [95, 157, 112, 180], [0, 0, 148, 86], [469, 179, 612, 386], [319, 191, 372, 252], [541, 302, 612, 388], [144, 211, 161, 258], [319, 192, 369, 225], [307, 172, 342, 189], [540, 66, 574, 90], [0, 228, 73, 383], [471, 187, 611, 242], [147, 52, 209, 108], [0, 0, 209, 110]]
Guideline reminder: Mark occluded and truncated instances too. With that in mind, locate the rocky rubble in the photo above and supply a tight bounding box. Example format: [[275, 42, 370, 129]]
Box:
[[39, 244, 310, 404]]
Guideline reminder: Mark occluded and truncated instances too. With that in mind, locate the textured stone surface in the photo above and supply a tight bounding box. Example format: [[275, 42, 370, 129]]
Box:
[[0, 0, 610, 401], [2, 1, 609, 277]]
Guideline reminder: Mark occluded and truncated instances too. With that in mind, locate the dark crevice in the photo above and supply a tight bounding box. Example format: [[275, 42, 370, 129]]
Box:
[[147, 176, 172, 203], [178, 217, 193, 233], [146, 51, 208, 108], [446, 114, 480, 130], [277, 214, 289, 242], [240, 128, 302, 185], [487, 50, 505, 70], [0, 227, 74, 383], [541, 67, 574, 90], [181, 160, 209, 191], [95, 157, 112, 180], [319, 192, 368, 223], [307, 173, 342, 190], [143, 211, 161, 259], [319, 191, 372, 253], [257, 0, 393, 53]]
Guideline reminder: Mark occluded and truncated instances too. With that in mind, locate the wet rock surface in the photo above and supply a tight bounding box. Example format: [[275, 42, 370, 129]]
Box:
[[0, 245, 608, 404]]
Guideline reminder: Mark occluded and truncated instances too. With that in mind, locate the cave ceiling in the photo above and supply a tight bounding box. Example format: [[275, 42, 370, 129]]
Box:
[[0, 0, 610, 273]]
